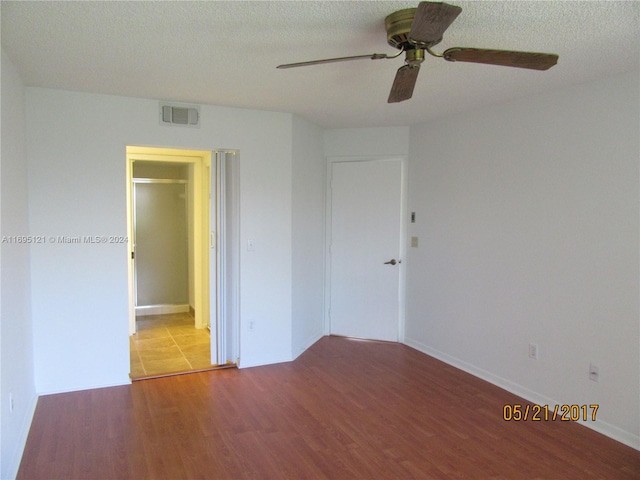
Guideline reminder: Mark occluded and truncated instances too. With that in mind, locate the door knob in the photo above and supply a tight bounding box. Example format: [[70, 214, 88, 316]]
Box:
[[384, 259, 400, 265]]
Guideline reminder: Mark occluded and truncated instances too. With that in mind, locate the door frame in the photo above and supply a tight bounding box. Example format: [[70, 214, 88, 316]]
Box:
[[324, 155, 408, 342], [126, 146, 212, 335]]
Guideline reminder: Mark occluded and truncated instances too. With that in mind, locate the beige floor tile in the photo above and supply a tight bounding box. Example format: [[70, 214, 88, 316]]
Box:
[[166, 314, 194, 325], [136, 315, 165, 327], [144, 357, 191, 375], [135, 336, 176, 350], [172, 334, 210, 348], [138, 344, 184, 362], [166, 324, 207, 337], [139, 314, 193, 327], [179, 343, 210, 356], [129, 347, 140, 362], [130, 362, 146, 377], [130, 357, 145, 374], [130, 312, 212, 378], [187, 356, 214, 370], [133, 327, 171, 341], [129, 348, 146, 377]]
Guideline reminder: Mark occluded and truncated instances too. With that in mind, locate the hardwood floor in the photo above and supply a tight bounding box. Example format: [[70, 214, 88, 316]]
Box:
[[18, 336, 639, 479]]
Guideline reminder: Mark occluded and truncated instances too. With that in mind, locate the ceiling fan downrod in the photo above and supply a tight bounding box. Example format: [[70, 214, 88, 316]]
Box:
[[405, 48, 426, 67]]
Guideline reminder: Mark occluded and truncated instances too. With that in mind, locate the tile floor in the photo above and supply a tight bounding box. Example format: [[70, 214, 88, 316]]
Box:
[[130, 312, 213, 379]]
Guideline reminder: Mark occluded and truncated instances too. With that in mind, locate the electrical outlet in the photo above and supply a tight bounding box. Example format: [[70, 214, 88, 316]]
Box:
[[9, 392, 14, 413], [249, 320, 255, 331], [589, 363, 599, 382], [528, 343, 538, 360]]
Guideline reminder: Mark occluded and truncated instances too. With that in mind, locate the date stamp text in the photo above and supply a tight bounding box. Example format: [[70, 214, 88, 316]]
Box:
[[503, 404, 599, 422]]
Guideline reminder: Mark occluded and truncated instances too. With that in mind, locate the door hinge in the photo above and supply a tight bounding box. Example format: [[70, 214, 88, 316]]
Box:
[[131, 251, 135, 260]]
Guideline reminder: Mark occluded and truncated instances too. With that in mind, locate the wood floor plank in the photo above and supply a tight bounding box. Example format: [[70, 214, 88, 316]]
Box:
[[18, 336, 640, 479]]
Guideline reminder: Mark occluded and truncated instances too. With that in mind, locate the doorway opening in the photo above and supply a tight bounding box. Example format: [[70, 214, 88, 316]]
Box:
[[125, 146, 240, 379]]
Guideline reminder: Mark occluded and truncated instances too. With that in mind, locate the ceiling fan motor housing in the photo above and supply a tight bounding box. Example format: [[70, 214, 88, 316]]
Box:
[[385, 8, 440, 50]]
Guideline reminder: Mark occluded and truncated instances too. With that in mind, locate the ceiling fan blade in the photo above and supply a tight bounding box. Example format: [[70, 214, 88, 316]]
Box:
[[277, 53, 391, 69], [443, 47, 559, 70], [388, 65, 420, 103], [410, 2, 462, 45]]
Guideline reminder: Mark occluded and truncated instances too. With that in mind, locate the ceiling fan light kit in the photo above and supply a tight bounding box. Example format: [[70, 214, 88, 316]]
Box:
[[277, 1, 559, 103]]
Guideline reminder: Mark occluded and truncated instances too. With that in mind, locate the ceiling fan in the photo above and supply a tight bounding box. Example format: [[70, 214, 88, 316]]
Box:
[[277, 2, 559, 103]]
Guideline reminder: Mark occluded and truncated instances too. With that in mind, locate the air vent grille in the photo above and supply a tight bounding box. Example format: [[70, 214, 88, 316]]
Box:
[[160, 103, 200, 127]]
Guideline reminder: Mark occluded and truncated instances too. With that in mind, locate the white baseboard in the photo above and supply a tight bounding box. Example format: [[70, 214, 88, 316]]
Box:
[[238, 352, 295, 369], [4, 392, 38, 480], [403, 336, 640, 451], [135, 304, 190, 316], [36, 378, 132, 397]]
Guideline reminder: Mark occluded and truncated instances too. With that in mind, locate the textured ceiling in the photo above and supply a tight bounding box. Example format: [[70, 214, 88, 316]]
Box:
[[1, 1, 638, 128]]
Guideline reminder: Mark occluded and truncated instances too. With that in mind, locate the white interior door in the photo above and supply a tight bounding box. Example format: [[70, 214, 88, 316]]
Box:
[[212, 150, 240, 365], [329, 159, 404, 341]]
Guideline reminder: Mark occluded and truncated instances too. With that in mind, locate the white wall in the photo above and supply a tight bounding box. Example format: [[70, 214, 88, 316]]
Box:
[[405, 71, 640, 448], [291, 115, 325, 357], [324, 126, 410, 158], [25, 88, 296, 393], [1, 49, 37, 480]]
